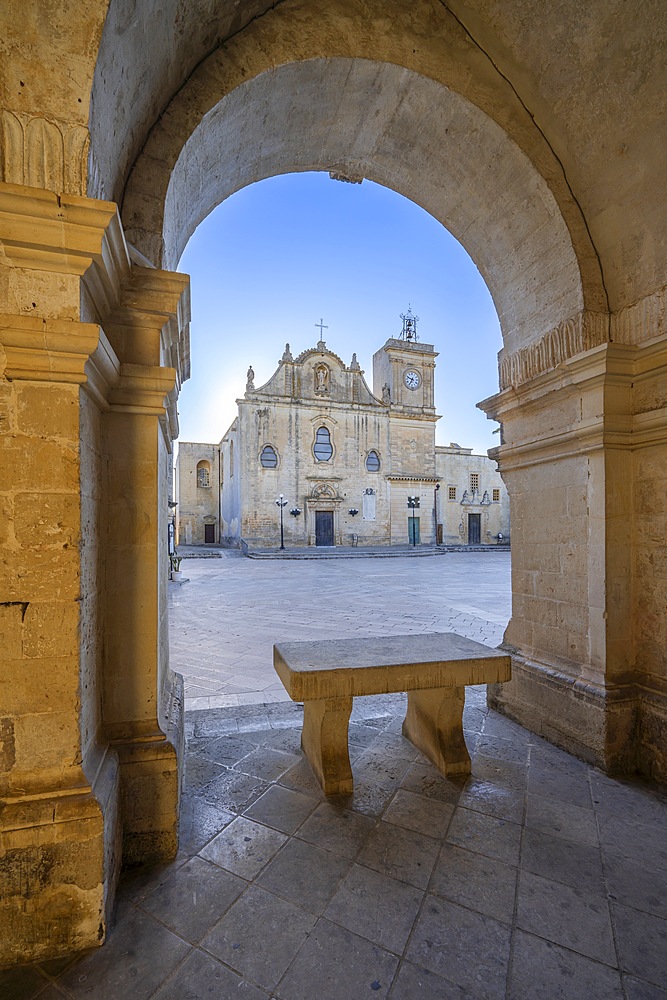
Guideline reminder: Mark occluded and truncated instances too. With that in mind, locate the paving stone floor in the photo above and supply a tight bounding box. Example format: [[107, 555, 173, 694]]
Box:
[[169, 550, 512, 710], [4, 551, 666, 998], [4, 692, 667, 1000]]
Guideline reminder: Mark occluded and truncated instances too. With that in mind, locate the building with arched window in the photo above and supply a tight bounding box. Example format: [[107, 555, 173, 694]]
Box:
[[176, 324, 509, 548]]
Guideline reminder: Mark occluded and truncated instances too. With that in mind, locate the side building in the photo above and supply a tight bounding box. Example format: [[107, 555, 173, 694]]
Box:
[[175, 321, 510, 549]]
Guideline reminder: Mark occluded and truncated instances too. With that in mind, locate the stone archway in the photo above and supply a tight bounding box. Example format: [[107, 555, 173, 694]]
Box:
[[115, 44, 636, 775], [2, 0, 666, 970]]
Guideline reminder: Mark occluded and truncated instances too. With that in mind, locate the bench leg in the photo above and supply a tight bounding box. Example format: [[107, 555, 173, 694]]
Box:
[[302, 696, 354, 795], [403, 687, 471, 777]]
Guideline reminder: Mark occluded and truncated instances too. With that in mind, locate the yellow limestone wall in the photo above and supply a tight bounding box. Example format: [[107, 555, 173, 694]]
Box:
[[0, 185, 190, 966]]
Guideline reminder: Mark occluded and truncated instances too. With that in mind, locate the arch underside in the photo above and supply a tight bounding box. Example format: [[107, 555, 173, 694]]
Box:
[[123, 59, 587, 358]]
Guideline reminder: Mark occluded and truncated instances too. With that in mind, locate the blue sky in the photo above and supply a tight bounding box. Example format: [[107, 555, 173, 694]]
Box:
[[177, 172, 503, 454]]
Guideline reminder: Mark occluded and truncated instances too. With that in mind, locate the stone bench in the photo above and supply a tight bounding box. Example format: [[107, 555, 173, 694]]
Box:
[[273, 632, 511, 796]]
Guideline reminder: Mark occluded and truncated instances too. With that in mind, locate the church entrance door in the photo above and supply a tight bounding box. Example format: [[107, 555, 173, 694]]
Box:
[[315, 511, 334, 546], [468, 513, 481, 545], [204, 524, 215, 543], [408, 517, 420, 546]]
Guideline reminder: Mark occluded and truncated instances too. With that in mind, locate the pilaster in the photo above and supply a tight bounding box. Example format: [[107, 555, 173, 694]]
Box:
[[480, 337, 667, 778], [0, 182, 190, 964], [0, 311, 120, 967]]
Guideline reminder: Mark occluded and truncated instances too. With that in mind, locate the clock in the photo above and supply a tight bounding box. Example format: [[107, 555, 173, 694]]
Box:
[[404, 369, 422, 390]]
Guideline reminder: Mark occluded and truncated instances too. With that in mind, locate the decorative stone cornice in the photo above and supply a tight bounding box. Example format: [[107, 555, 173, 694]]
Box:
[[0, 182, 131, 319], [611, 285, 667, 346], [498, 289, 667, 390], [0, 314, 101, 382], [498, 311, 610, 390]]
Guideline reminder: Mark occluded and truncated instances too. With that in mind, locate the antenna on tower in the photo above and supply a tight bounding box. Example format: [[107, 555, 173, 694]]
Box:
[[399, 305, 419, 342]]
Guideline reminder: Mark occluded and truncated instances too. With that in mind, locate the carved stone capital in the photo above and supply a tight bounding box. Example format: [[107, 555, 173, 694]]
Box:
[[108, 363, 177, 416], [0, 182, 130, 320], [0, 313, 101, 383]]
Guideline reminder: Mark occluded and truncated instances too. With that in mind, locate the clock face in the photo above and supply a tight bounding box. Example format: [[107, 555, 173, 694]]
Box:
[[404, 369, 422, 390]]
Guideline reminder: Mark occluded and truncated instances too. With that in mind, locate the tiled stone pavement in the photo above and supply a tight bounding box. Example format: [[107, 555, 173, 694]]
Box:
[[169, 551, 512, 710], [5, 691, 667, 1000]]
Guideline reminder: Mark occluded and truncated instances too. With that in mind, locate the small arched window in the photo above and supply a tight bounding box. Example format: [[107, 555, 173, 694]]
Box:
[[313, 426, 333, 462], [260, 445, 278, 468], [196, 461, 210, 488], [365, 450, 380, 472]]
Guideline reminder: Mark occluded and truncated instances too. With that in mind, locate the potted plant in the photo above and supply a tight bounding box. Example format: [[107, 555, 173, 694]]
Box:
[[170, 554, 183, 581]]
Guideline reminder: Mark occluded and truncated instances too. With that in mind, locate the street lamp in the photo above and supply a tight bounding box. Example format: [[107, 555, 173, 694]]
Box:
[[434, 483, 440, 545], [289, 507, 302, 517], [348, 508, 359, 517], [275, 493, 288, 550], [407, 495, 420, 547]]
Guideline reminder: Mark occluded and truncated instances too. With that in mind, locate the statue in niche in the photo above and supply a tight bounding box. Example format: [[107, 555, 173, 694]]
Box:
[[382, 383, 391, 404], [315, 364, 329, 392], [246, 365, 255, 391]]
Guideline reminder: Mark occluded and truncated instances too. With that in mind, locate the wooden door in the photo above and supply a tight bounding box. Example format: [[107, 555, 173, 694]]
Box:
[[315, 510, 334, 546], [468, 513, 481, 545], [204, 523, 215, 543], [408, 516, 420, 545]]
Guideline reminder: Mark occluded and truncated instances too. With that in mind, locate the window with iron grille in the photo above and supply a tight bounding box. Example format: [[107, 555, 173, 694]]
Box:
[[470, 472, 480, 492], [448, 485, 457, 501], [493, 488, 500, 502], [196, 462, 210, 488]]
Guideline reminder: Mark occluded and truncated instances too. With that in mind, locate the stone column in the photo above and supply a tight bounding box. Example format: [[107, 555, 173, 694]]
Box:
[[102, 269, 190, 866], [480, 337, 662, 776], [0, 183, 190, 965]]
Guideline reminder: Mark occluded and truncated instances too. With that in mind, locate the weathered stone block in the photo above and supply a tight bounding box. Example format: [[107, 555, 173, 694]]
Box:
[[15, 383, 80, 440]]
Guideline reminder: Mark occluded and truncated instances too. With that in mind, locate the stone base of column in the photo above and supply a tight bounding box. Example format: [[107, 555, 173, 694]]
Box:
[[636, 687, 667, 784], [0, 749, 121, 968], [488, 652, 639, 775], [109, 670, 184, 867]]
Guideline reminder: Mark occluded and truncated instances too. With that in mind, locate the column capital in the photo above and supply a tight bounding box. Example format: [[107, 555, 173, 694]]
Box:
[[0, 182, 130, 319], [0, 313, 101, 383]]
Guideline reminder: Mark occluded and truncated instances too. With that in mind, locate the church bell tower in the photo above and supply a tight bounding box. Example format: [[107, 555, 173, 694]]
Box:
[[372, 307, 438, 412]]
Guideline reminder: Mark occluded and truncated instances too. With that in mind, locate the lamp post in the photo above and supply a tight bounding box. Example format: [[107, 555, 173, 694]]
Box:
[[434, 483, 440, 545], [275, 493, 288, 550], [407, 495, 420, 546]]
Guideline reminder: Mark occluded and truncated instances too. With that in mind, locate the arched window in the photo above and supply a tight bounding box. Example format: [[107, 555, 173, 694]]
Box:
[[365, 450, 380, 472], [196, 460, 210, 488], [313, 426, 333, 462], [260, 445, 278, 468]]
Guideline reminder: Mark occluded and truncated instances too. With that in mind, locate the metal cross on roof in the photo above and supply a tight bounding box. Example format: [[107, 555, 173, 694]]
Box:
[[315, 318, 328, 338]]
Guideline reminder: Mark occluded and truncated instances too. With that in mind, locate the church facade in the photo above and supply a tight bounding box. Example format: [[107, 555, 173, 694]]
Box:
[[175, 320, 509, 549]]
